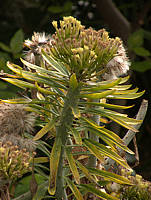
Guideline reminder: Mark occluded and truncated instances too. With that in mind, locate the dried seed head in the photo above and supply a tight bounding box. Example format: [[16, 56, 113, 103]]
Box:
[[0, 103, 36, 136], [102, 43, 130, 80], [24, 32, 53, 64]]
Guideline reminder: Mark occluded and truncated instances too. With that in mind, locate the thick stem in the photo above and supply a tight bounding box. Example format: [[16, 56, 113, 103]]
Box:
[[87, 99, 100, 168], [55, 87, 80, 200]]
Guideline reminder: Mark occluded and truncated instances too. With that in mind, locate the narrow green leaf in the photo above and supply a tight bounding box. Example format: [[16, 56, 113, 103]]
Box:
[[100, 128, 134, 154], [49, 137, 62, 195], [65, 147, 80, 184], [83, 139, 105, 162], [107, 90, 145, 99], [69, 73, 78, 91], [76, 160, 97, 184], [81, 115, 124, 144], [65, 177, 84, 200], [112, 84, 132, 90], [42, 50, 69, 76], [113, 88, 139, 94], [119, 76, 129, 84], [35, 82, 57, 95], [81, 117, 104, 130], [34, 157, 49, 164], [70, 128, 82, 145], [87, 108, 140, 132], [80, 90, 115, 99], [0, 98, 50, 105], [99, 109, 142, 125], [82, 78, 121, 91], [79, 101, 134, 110], [7, 62, 67, 89], [7, 61, 25, 74], [97, 180, 110, 187], [100, 112, 139, 132], [80, 184, 118, 200], [21, 58, 65, 79], [88, 168, 133, 185], [33, 119, 56, 141], [83, 139, 131, 170], [87, 126, 134, 154], [84, 139, 124, 162], [1, 78, 35, 89]]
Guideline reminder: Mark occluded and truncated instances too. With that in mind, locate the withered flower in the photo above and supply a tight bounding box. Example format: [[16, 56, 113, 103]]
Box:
[[103, 44, 130, 80], [24, 32, 53, 65], [0, 103, 36, 136]]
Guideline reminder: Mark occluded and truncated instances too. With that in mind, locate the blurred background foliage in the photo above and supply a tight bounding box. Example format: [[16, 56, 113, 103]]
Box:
[[0, 0, 151, 183]]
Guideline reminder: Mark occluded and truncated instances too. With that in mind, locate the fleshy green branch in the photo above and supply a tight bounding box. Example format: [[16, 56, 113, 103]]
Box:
[[87, 99, 100, 168], [54, 86, 80, 199]]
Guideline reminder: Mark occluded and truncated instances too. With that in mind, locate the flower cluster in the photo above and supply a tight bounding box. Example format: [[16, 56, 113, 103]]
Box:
[[0, 141, 34, 182], [50, 16, 123, 80], [23, 17, 130, 81]]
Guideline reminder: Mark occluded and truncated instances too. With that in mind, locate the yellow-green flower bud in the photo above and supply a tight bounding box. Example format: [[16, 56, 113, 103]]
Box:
[[71, 48, 78, 54], [84, 45, 89, 51], [77, 47, 83, 54], [52, 21, 58, 29]]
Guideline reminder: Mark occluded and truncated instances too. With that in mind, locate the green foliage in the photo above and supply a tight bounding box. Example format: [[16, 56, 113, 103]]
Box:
[[48, 1, 72, 15], [131, 61, 151, 72], [121, 186, 151, 200], [0, 29, 24, 99], [0, 29, 24, 58], [14, 174, 46, 197], [128, 29, 144, 49], [128, 29, 151, 72], [10, 29, 24, 55]]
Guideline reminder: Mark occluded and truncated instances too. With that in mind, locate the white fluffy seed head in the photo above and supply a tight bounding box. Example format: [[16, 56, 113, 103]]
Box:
[[103, 43, 130, 80], [24, 32, 53, 64], [0, 103, 36, 136]]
